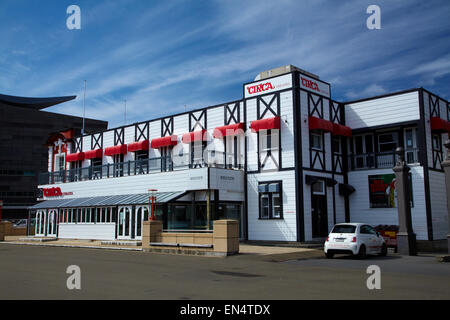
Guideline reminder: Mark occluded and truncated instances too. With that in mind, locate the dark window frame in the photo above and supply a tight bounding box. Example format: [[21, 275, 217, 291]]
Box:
[[258, 181, 283, 220]]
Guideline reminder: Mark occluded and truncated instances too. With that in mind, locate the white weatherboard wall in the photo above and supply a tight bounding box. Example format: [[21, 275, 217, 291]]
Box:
[[247, 170, 297, 241], [347, 166, 428, 240], [345, 91, 420, 129], [59, 224, 115, 240], [302, 170, 345, 241], [39, 167, 244, 201], [429, 170, 448, 240]]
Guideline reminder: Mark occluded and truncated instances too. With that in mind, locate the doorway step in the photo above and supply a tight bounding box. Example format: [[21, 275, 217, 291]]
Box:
[[18, 237, 57, 242], [101, 240, 142, 246]]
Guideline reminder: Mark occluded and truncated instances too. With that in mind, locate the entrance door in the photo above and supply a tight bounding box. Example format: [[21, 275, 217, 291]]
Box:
[[35, 210, 46, 236], [134, 206, 148, 240], [311, 180, 328, 238], [117, 206, 132, 239], [47, 209, 58, 237]]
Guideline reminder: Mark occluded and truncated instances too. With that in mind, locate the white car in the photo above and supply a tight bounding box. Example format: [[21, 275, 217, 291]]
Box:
[[324, 223, 387, 259]]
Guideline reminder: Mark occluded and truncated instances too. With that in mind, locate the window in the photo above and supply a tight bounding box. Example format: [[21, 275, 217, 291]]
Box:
[[135, 150, 148, 160], [311, 180, 325, 195], [56, 155, 65, 172], [331, 225, 356, 234], [432, 134, 442, 151], [190, 141, 206, 167], [378, 132, 398, 153], [91, 158, 102, 167], [360, 225, 377, 235], [310, 132, 323, 150], [258, 182, 283, 219], [353, 134, 375, 168], [332, 136, 341, 154], [260, 129, 279, 151]]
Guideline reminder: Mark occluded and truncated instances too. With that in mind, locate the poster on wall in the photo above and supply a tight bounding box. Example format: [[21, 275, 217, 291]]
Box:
[[368, 174, 413, 208]]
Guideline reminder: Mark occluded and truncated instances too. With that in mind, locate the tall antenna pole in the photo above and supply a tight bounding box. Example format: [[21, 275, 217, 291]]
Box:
[[82, 80, 86, 135], [124, 99, 127, 125]]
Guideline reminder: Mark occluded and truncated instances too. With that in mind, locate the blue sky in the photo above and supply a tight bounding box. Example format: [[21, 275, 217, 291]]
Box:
[[1, 0, 449, 128]]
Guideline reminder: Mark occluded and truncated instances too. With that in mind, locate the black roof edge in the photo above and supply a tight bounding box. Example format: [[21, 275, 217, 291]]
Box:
[[0, 93, 77, 110]]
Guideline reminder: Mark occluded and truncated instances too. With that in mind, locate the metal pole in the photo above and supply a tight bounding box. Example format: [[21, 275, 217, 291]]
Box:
[[207, 190, 210, 230], [441, 140, 450, 254], [0, 200, 3, 222], [124, 99, 127, 125], [82, 80, 86, 135], [393, 147, 417, 255]]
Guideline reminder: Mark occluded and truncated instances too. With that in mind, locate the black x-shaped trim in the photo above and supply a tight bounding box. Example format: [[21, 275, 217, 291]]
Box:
[[114, 128, 124, 145], [74, 138, 82, 153], [429, 94, 440, 117], [135, 122, 149, 141], [257, 94, 279, 120], [161, 117, 173, 136], [330, 101, 341, 124], [91, 133, 103, 149], [189, 110, 206, 131], [225, 103, 240, 125], [308, 93, 323, 118]]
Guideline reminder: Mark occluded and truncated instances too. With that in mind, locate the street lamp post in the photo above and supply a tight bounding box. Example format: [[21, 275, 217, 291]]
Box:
[[393, 147, 417, 255], [440, 140, 450, 254]]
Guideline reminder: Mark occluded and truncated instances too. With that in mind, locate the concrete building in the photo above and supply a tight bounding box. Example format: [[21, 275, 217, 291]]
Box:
[[0, 94, 108, 219]]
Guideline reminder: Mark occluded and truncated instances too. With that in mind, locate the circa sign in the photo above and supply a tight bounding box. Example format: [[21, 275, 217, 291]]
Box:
[[42, 187, 73, 198], [244, 74, 292, 98], [299, 74, 330, 98]]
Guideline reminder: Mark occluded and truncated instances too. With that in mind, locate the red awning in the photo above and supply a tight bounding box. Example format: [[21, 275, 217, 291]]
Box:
[[430, 117, 450, 133], [332, 123, 352, 137], [213, 123, 245, 138], [309, 116, 333, 132], [66, 152, 85, 162], [151, 135, 178, 149], [84, 148, 103, 159], [104, 144, 127, 156], [250, 117, 280, 132], [182, 130, 207, 143], [128, 140, 149, 152]]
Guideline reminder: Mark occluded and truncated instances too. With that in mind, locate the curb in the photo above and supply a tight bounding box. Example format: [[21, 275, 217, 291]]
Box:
[[0, 241, 143, 251]]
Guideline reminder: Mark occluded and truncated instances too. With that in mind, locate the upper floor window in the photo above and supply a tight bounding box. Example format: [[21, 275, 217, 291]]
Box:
[[260, 129, 279, 152], [91, 158, 102, 167], [135, 150, 148, 161], [54, 154, 65, 172], [378, 132, 398, 153], [310, 131, 323, 151], [432, 134, 442, 152], [332, 136, 341, 154]]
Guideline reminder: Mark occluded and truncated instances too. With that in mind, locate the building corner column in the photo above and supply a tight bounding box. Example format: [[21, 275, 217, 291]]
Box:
[[441, 140, 450, 254], [393, 147, 417, 255]]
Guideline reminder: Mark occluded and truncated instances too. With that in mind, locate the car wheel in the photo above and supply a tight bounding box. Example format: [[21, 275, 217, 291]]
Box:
[[325, 252, 334, 259], [379, 243, 387, 256], [357, 245, 367, 259]]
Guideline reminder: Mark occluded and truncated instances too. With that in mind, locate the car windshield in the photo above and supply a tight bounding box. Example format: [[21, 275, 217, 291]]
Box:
[[331, 225, 356, 233]]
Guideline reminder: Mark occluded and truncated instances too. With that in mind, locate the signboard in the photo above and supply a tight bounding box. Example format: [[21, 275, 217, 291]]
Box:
[[368, 174, 413, 208], [244, 74, 292, 98], [299, 74, 330, 98]]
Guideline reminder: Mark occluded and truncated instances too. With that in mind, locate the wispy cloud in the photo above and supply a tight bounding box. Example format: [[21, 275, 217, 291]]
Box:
[[0, 0, 449, 128]]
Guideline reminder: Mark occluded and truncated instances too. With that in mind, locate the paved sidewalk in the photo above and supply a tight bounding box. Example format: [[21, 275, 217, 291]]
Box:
[[2, 236, 324, 260]]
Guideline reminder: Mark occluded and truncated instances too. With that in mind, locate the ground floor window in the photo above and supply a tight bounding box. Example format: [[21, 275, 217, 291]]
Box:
[[258, 181, 283, 219]]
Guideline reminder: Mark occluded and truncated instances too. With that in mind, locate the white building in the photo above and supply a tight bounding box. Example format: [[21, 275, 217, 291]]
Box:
[[31, 65, 449, 250]]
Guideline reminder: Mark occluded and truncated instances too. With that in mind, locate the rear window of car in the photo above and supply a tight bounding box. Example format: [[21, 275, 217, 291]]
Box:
[[331, 225, 356, 233]]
